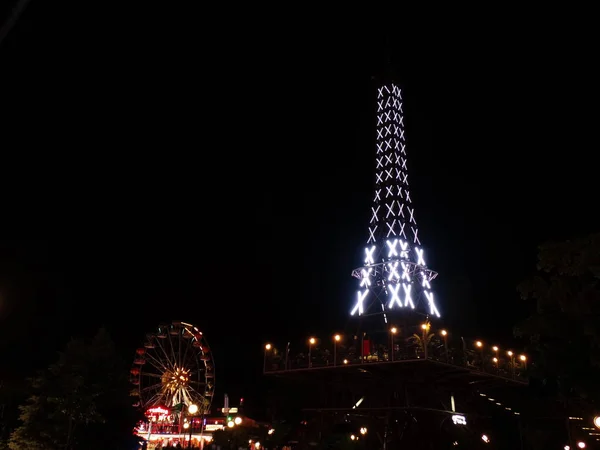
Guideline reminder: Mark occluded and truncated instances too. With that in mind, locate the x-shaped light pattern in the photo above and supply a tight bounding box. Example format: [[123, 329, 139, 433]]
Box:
[[412, 227, 421, 245], [399, 240, 409, 259], [415, 248, 425, 266], [386, 220, 397, 237], [370, 206, 380, 223], [368, 226, 377, 243], [387, 261, 400, 281], [385, 201, 395, 218], [387, 284, 402, 308], [397, 221, 406, 239], [386, 239, 399, 257], [424, 291, 440, 317], [360, 268, 372, 287], [403, 284, 414, 309], [400, 262, 411, 281], [351, 289, 369, 315], [364, 245, 376, 265], [407, 206, 415, 223]]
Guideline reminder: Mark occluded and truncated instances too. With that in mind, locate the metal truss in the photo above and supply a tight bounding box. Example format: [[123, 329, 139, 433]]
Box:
[[351, 83, 441, 320]]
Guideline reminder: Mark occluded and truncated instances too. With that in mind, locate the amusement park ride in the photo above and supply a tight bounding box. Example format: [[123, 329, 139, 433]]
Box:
[[130, 321, 217, 448], [261, 79, 600, 449]]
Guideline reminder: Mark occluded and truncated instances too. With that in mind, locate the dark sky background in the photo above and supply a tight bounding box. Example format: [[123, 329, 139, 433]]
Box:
[[1, 5, 598, 413]]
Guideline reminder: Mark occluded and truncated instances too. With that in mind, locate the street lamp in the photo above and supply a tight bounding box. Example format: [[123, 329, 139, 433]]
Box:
[[519, 354, 527, 370], [263, 344, 272, 373], [475, 341, 484, 371], [390, 327, 397, 361], [440, 330, 448, 362], [308, 337, 316, 368], [507, 351, 515, 377], [187, 403, 199, 448], [421, 323, 430, 359], [333, 334, 341, 365]]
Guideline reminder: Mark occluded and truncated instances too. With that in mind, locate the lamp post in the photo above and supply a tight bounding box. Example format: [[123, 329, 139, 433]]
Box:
[[507, 351, 515, 378], [187, 403, 198, 449], [519, 354, 527, 371], [475, 341, 484, 371], [421, 323, 430, 359], [333, 334, 341, 365], [308, 337, 316, 368], [390, 327, 397, 361], [440, 330, 448, 362], [492, 346, 499, 371], [263, 344, 271, 373]]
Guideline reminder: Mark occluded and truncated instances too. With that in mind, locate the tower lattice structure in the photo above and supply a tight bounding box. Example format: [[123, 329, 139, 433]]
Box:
[[350, 82, 440, 322]]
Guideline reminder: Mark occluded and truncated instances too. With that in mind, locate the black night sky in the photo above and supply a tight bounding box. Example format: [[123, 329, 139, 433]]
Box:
[[1, 5, 598, 411]]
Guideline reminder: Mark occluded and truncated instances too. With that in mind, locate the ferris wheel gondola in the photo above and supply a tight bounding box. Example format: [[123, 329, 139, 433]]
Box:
[[130, 321, 215, 414]]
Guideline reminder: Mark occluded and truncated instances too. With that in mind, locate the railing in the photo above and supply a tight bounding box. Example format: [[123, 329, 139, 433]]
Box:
[[263, 325, 528, 383]]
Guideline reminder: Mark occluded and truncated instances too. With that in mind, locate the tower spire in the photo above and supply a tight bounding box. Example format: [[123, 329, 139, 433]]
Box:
[[350, 80, 440, 323]]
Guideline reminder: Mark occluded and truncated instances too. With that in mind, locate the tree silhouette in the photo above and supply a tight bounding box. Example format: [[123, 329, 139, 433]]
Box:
[[8, 328, 141, 450], [516, 232, 600, 402]]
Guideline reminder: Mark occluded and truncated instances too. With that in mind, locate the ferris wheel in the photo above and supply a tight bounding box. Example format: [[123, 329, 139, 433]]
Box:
[[130, 321, 215, 414]]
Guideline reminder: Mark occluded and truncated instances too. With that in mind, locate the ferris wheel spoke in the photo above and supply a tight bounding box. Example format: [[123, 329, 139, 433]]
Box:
[[145, 392, 163, 407], [141, 371, 163, 379], [166, 327, 177, 369], [145, 350, 170, 372], [184, 342, 205, 375], [185, 384, 206, 399], [143, 353, 169, 374], [178, 325, 183, 369], [181, 327, 194, 365], [154, 336, 176, 371], [141, 382, 162, 393]]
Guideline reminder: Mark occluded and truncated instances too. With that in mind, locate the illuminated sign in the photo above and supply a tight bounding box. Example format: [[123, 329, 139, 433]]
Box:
[[147, 407, 170, 415], [452, 415, 467, 425]]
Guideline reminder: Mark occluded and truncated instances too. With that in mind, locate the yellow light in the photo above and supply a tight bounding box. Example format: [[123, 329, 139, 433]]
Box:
[[492, 346, 498, 352], [475, 341, 483, 348], [593, 415, 600, 429], [440, 329, 447, 336], [183, 422, 190, 429], [421, 324, 427, 330], [309, 337, 316, 345], [188, 404, 199, 415], [507, 350, 513, 357], [492, 357, 498, 363], [343, 359, 348, 364], [520, 355, 526, 361], [227, 421, 235, 428], [334, 334, 341, 342], [234, 417, 242, 425], [390, 327, 397, 334], [265, 343, 272, 350], [255, 442, 261, 449]]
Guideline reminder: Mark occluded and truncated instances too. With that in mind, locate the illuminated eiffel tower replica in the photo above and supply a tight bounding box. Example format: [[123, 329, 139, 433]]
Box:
[[262, 76, 530, 449], [349, 80, 440, 332]]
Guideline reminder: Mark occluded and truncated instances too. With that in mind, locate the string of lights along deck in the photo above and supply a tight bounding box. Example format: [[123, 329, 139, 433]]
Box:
[[350, 83, 440, 321]]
